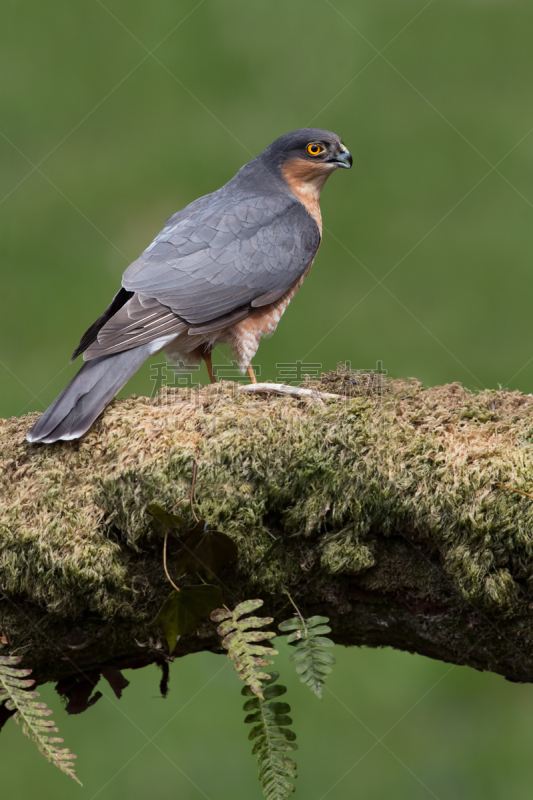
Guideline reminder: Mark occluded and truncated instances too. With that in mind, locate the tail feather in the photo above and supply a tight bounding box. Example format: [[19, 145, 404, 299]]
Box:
[[26, 344, 152, 443]]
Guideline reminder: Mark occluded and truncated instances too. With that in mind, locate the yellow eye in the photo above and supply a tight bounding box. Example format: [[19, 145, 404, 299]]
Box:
[[306, 142, 325, 156]]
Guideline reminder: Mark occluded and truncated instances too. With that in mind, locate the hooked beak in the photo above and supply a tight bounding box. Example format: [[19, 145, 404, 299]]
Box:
[[329, 148, 352, 169]]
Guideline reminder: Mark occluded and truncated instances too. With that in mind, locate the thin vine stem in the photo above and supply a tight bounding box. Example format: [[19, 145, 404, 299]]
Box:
[[163, 532, 181, 593], [496, 483, 533, 499], [170, 496, 188, 513], [190, 447, 200, 522], [284, 591, 306, 631]]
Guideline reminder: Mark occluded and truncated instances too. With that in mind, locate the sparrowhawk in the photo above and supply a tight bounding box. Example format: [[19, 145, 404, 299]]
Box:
[[27, 128, 352, 443]]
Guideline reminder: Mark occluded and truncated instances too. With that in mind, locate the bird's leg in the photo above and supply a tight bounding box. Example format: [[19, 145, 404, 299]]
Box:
[[204, 352, 216, 384], [247, 365, 258, 384]]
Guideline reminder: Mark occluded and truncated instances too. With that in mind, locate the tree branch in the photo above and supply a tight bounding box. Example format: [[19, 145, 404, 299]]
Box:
[[2, 370, 533, 688]]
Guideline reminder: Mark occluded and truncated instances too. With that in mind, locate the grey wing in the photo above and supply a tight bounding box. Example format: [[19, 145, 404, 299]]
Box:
[[83, 293, 188, 358], [122, 194, 320, 324], [84, 193, 319, 359]]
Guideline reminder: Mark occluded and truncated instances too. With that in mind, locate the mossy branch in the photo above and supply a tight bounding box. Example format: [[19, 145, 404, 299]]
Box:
[[2, 371, 533, 686]]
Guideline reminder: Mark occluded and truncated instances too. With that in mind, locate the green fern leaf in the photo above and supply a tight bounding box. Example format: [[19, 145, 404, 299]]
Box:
[[242, 672, 297, 800], [211, 599, 278, 698], [0, 654, 81, 785], [279, 614, 336, 699]]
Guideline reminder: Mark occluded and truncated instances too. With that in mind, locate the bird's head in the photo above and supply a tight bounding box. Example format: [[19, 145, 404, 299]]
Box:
[[263, 127, 351, 169], [260, 128, 352, 199]]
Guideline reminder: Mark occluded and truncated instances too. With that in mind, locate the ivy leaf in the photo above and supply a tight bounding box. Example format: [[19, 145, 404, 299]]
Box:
[[175, 520, 238, 579], [156, 585, 223, 653], [146, 504, 186, 538]]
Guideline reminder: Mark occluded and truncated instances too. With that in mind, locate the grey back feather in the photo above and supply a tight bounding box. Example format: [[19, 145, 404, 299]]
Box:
[[122, 196, 319, 324]]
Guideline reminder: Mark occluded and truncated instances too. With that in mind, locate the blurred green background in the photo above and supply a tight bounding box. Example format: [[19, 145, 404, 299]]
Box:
[[3, 0, 533, 796]]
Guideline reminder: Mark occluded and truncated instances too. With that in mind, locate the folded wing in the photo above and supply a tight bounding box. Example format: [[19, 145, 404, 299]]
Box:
[[84, 191, 320, 360]]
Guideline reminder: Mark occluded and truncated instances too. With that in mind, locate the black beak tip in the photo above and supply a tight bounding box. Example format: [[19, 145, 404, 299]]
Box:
[[331, 150, 352, 168]]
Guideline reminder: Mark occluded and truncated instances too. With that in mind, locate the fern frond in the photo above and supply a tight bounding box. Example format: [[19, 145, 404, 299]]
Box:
[[211, 599, 278, 698], [242, 672, 297, 800], [0, 655, 81, 785], [279, 614, 336, 699]]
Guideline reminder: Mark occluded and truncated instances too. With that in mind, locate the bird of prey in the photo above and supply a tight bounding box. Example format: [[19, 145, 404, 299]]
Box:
[[27, 128, 352, 443]]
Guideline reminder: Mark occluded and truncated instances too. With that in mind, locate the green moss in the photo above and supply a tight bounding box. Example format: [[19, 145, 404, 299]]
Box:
[[320, 528, 376, 574], [2, 373, 533, 627]]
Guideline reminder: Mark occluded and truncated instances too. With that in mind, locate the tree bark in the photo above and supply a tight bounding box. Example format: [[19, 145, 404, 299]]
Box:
[[2, 370, 533, 689]]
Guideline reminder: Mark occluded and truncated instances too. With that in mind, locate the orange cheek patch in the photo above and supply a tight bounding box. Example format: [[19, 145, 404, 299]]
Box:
[[282, 158, 333, 185], [282, 158, 334, 235]]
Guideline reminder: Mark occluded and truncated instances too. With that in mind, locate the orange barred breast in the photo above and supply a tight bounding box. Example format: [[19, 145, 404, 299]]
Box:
[[228, 262, 314, 368]]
